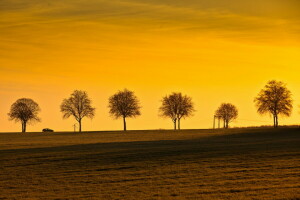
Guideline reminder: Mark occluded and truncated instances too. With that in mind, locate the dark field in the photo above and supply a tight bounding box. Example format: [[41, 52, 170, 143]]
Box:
[[0, 129, 299, 200]]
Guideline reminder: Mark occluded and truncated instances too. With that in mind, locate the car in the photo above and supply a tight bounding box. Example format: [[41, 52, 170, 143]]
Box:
[[42, 128, 54, 132]]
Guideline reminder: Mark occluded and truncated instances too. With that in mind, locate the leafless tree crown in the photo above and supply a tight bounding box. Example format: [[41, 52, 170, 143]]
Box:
[[215, 103, 238, 128], [108, 89, 141, 119], [254, 80, 293, 127], [159, 92, 195, 130], [60, 90, 95, 132], [8, 98, 41, 132]]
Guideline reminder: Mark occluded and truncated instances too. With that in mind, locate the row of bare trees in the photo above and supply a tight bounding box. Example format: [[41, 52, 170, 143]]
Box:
[[212, 80, 293, 129], [7, 80, 293, 132], [8, 89, 142, 133]]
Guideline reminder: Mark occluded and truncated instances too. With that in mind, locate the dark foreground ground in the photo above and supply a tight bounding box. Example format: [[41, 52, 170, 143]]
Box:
[[0, 128, 299, 200]]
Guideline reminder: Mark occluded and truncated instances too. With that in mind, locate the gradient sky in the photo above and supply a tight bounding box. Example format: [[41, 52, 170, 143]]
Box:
[[1, 0, 300, 132]]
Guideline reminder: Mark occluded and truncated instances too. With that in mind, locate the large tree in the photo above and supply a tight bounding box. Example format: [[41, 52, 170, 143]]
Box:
[[254, 80, 293, 128], [215, 103, 238, 129], [8, 98, 41, 132], [108, 89, 141, 131], [60, 90, 95, 132], [159, 92, 195, 130]]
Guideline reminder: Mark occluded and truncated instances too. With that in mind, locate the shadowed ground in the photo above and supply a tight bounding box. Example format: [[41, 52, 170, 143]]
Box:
[[0, 129, 299, 200]]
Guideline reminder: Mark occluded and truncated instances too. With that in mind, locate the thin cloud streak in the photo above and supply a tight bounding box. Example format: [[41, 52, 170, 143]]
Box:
[[1, 0, 299, 36]]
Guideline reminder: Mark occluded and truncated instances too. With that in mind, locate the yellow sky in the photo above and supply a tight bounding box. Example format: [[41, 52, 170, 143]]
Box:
[[1, 0, 300, 132]]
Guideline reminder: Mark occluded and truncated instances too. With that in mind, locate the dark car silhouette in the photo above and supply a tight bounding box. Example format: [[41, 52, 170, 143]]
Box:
[[42, 128, 54, 132]]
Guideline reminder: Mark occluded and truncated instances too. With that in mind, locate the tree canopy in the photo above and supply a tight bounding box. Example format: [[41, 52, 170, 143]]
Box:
[[215, 103, 238, 129], [159, 92, 195, 130], [60, 90, 95, 132], [8, 98, 41, 132], [108, 89, 141, 131], [254, 80, 293, 128]]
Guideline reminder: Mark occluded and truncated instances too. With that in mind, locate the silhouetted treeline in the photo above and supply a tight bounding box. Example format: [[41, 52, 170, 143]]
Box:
[[6, 80, 294, 132]]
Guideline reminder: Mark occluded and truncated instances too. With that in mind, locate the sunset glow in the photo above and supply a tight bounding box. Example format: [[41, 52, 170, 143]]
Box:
[[1, 0, 300, 131]]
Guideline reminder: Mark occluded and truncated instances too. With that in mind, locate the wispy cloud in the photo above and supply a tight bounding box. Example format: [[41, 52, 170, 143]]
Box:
[[1, 0, 300, 33], [0, 0, 299, 76]]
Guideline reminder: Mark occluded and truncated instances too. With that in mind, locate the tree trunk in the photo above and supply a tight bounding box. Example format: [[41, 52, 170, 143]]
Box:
[[79, 119, 82, 132], [178, 118, 181, 130], [23, 122, 27, 133], [213, 116, 215, 129], [273, 115, 276, 128], [123, 117, 127, 131], [275, 115, 278, 128], [173, 119, 177, 130], [21, 122, 24, 133], [223, 119, 226, 128]]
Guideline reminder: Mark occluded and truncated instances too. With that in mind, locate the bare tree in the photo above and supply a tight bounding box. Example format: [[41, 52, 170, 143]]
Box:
[[8, 98, 41, 132], [159, 92, 195, 130], [215, 103, 238, 129], [60, 90, 95, 132], [159, 93, 178, 130], [254, 80, 293, 128], [108, 89, 141, 131]]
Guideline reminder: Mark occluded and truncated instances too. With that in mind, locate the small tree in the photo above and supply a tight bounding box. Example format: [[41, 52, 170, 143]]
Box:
[[159, 93, 178, 130], [108, 89, 141, 131], [8, 98, 41, 132], [254, 80, 293, 128], [215, 103, 238, 129], [159, 92, 195, 130], [60, 90, 95, 132]]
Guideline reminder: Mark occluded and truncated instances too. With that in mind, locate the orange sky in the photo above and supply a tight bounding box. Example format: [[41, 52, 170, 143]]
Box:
[[1, 0, 300, 132]]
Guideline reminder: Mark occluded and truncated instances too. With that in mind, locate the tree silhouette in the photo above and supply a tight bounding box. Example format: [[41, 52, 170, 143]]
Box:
[[8, 98, 41, 132], [159, 92, 195, 130], [215, 103, 238, 129], [108, 89, 141, 131], [60, 90, 95, 132], [254, 80, 293, 128]]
